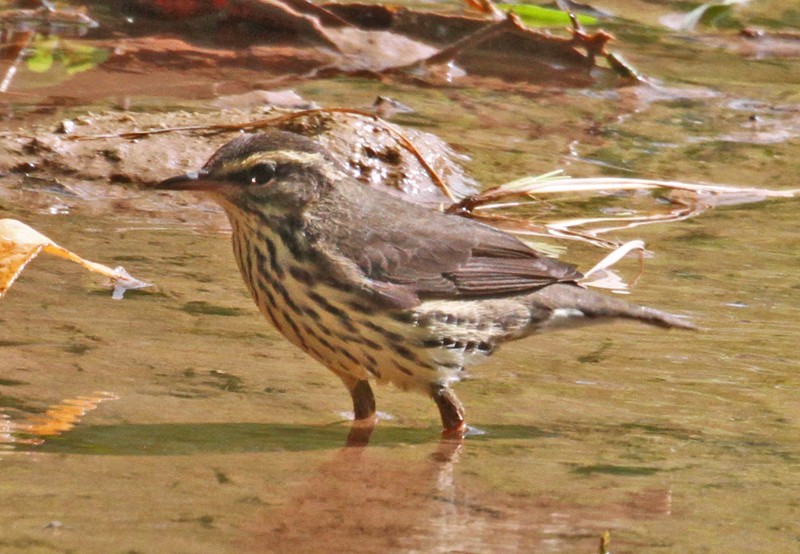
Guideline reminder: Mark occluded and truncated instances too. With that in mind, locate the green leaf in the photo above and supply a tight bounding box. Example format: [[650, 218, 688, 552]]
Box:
[[496, 4, 598, 27], [26, 35, 57, 73], [24, 34, 110, 76], [56, 41, 111, 75], [27, 49, 54, 73]]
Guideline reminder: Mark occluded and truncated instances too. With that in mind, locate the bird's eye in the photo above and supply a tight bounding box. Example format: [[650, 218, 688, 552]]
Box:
[[250, 163, 275, 185]]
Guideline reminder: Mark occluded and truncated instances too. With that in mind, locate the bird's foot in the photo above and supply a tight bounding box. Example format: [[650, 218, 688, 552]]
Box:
[[346, 414, 377, 447], [432, 385, 466, 437], [441, 419, 467, 438]]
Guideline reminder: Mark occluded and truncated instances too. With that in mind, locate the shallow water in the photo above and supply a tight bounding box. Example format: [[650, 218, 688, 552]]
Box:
[[2, 1, 800, 553]]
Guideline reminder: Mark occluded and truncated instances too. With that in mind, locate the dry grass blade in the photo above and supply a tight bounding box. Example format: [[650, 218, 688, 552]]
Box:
[[491, 174, 800, 198], [580, 240, 645, 292], [462, 172, 799, 246]]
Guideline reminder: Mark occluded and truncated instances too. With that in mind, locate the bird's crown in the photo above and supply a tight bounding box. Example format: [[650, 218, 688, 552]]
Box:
[[156, 130, 346, 206], [202, 131, 337, 184]]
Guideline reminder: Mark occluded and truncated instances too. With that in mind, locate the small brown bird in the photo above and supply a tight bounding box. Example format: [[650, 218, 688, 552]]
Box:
[[157, 131, 693, 433]]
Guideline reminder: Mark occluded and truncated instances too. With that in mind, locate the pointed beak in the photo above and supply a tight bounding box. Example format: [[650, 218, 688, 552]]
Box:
[[155, 170, 226, 191]]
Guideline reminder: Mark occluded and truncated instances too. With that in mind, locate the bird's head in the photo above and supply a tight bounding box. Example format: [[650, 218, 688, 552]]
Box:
[[156, 131, 345, 212]]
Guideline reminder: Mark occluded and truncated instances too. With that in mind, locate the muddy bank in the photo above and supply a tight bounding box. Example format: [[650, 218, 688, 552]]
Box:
[[0, 105, 480, 228]]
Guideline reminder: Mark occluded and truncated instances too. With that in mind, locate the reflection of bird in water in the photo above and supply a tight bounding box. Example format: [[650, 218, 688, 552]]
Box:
[[157, 131, 693, 435], [240, 436, 674, 553], [241, 437, 469, 552]]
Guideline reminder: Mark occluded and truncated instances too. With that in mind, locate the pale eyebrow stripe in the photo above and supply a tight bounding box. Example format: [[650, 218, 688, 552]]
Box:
[[219, 151, 325, 175]]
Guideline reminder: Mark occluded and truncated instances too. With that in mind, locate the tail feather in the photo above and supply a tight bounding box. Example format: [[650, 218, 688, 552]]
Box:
[[535, 283, 697, 330]]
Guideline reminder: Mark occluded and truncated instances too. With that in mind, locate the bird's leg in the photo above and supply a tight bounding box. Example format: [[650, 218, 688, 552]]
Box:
[[431, 385, 466, 435], [350, 379, 377, 421], [336, 375, 377, 447], [336, 374, 376, 421]]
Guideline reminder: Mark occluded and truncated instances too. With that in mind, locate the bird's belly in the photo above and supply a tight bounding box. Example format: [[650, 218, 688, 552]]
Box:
[[252, 276, 447, 391]]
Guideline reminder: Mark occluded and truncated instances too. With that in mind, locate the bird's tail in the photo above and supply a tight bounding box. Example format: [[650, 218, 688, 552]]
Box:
[[535, 283, 697, 330]]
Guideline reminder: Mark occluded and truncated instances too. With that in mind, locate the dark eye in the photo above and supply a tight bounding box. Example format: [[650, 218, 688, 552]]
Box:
[[250, 163, 275, 185]]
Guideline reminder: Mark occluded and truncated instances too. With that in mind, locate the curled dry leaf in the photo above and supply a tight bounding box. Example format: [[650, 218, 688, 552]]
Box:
[[0, 218, 150, 299]]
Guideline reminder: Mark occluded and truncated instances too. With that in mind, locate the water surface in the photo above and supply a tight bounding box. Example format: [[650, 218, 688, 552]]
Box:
[[1, 1, 799, 552]]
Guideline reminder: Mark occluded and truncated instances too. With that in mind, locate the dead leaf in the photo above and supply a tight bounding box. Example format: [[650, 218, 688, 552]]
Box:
[[1, 391, 117, 447], [0, 218, 150, 299]]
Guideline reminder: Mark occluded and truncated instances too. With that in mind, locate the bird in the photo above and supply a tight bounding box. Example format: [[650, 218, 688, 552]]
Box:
[[156, 130, 694, 434]]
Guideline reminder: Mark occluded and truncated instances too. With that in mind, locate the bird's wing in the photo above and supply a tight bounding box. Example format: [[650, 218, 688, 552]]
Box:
[[308, 185, 582, 310]]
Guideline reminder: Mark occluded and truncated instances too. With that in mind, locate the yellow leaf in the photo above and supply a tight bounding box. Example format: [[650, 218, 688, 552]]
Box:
[[0, 218, 150, 299], [1, 391, 118, 446]]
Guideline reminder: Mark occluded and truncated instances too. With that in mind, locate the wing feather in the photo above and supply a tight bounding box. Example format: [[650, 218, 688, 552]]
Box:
[[308, 181, 582, 309]]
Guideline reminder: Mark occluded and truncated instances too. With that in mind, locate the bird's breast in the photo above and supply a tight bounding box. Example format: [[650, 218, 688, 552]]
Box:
[[227, 211, 449, 392]]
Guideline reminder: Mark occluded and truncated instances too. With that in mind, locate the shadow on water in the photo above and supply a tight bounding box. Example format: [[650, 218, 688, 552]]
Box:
[[14, 421, 556, 456]]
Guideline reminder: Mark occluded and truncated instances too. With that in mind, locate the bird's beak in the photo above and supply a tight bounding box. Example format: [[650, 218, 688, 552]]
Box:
[[155, 170, 226, 191]]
